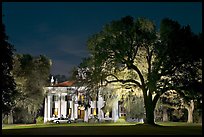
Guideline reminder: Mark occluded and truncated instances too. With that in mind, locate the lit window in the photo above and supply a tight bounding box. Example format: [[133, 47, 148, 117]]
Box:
[[52, 108, 58, 117], [91, 108, 98, 116]]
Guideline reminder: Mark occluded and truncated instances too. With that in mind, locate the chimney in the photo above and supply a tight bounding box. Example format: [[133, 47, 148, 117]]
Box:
[[51, 76, 54, 86]]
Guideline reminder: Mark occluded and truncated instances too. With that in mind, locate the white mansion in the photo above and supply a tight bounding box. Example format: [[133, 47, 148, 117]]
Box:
[[43, 77, 126, 123]]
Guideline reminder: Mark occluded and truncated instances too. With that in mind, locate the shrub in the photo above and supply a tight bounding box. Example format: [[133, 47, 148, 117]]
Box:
[[120, 116, 126, 120], [2, 115, 8, 124], [36, 116, 44, 124], [104, 120, 114, 123], [88, 118, 98, 123], [116, 118, 126, 123], [193, 109, 202, 123]]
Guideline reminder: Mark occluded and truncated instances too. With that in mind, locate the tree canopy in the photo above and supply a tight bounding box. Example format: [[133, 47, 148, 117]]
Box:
[[72, 16, 202, 125], [12, 54, 51, 123], [1, 23, 18, 115]]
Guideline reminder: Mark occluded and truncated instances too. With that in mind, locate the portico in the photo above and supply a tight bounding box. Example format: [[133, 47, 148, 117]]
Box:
[[43, 80, 121, 123]]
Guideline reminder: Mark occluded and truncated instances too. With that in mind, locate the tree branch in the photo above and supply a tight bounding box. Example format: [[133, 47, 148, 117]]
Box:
[[146, 47, 153, 75], [152, 93, 161, 108], [105, 74, 142, 88], [162, 104, 180, 110], [129, 64, 145, 89]]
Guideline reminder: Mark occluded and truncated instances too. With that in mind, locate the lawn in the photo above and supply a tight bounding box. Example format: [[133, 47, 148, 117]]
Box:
[[2, 122, 202, 135]]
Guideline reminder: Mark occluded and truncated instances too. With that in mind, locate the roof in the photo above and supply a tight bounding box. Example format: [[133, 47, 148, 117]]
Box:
[[52, 81, 75, 87]]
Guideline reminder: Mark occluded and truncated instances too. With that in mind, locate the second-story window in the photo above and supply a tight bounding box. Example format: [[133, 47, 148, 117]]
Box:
[[61, 95, 65, 101], [65, 95, 72, 101], [53, 95, 59, 101]]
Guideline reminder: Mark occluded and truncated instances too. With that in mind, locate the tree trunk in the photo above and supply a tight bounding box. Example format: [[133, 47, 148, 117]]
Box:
[[145, 105, 155, 124], [144, 96, 155, 125], [2, 114, 5, 126], [96, 89, 99, 122], [187, 100, 194, 123], [162, 107, 168, 122], [96, 90, 98, 116]]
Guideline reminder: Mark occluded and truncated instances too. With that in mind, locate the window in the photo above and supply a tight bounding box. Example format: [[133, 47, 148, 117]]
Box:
[[67, 108, 71, 118], [80, 95, 84, 103], [54, 108, 58, 116], [78, 109, 85, 119], [61, 95, 65, 101], [91, 108, 98, 116], [53, 95, 59, 101], [109, 111, 112, 118], [52, 108, 58, 117], [66, 95, 72, 101]]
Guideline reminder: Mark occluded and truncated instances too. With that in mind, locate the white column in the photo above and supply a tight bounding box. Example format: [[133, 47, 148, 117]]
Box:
[[97, 96, 102, 121], [112, 100, 119, 122], [74, 104, 78, 119], [88, 108, 91, 119], [73, 94, 78, 119], [44, 96, 48, 123], [62, 100, 66, 118], [58, 94, 61, 118], [97, 100, 100, 120], [84, 109, 88, 122], [70, 101, 74, 120], [47, 95, 51, 120]]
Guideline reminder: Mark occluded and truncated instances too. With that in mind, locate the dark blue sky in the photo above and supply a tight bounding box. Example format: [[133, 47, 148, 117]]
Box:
[[2, 2, 202, 77]]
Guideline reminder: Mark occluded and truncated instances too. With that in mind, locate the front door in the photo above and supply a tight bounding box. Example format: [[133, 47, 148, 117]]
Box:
[[78, 108, 85, 119]]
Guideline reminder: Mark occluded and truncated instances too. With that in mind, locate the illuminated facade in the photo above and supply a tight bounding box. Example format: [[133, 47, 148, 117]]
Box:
[[43, 79, 123, 123]]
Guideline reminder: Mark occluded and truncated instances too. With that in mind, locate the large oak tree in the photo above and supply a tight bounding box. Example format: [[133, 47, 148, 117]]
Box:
[[73, 16, 202, 125]]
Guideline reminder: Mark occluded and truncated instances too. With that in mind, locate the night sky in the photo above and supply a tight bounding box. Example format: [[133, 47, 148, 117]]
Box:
[[2, 2, 202, 77]]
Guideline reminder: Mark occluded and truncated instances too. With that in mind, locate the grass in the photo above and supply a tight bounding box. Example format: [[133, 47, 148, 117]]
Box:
[[157, 121, 202, 126], [2, 122, 202, 135], [2, 122, 135, 129]]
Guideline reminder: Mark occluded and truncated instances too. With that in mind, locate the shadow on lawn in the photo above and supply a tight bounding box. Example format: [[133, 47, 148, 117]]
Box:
[[2, 124, 202, 135]]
